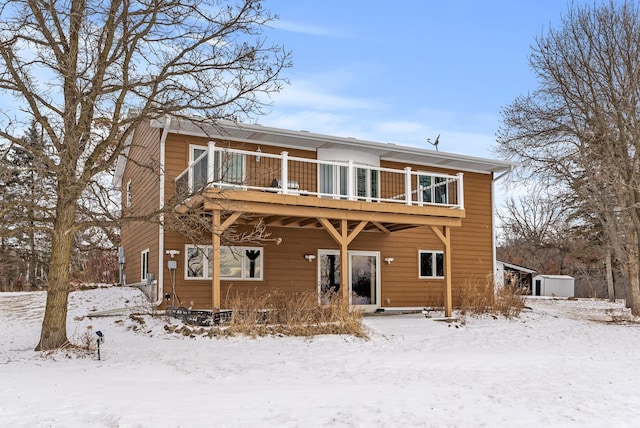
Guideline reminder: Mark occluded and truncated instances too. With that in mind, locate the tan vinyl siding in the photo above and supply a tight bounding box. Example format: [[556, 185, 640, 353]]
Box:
[[127, 129, 496, 310], [120, 121, 161, 285], [163, 168, 493, 310]]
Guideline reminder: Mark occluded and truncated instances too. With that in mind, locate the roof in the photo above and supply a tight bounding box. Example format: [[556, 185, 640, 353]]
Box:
[[153, 117, 515, 175], [113, 116, 515, 186], [533, 275, 575, 280], [497, 260, 537, 274]]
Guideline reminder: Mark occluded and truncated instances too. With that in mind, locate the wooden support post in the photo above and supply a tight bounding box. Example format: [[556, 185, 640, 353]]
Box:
[[317, 219, 368, 304], [211, 211, 242, 311], [443, 226, 452, 317], [212, 210, 221, 311], [431, 225, 453, 318], [339, 219, 349, 302]]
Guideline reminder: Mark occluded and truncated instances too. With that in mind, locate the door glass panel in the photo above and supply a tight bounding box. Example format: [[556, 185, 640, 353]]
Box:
[[214, 151, 244, 185], [319, 164, 333, 194], [191, 147, 208, 191], [434, 177, 448, 204], [350, 254, 377, 305], [356, 168, 367, 198], [356, 168, 379, 200], [319, 252, 340, 303], [419, 175, 432, 203]]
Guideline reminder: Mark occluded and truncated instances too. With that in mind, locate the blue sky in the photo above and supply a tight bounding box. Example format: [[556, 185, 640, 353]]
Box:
[[258, 0, 601, 159]]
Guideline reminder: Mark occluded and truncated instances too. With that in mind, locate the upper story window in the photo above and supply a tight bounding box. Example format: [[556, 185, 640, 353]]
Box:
[[418, 174, 448, 204], [185, 244, 262, 280], [126, 179, 132, 207], [317, 148, 380, 200], [190, 145, 208, 190], [190, 144, 245, 188], [419, 250, 444, 279]]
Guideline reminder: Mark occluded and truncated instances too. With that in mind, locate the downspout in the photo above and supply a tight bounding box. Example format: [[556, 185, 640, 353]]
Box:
[[491, 166, 514, 286], [155, 116, 171, 306]]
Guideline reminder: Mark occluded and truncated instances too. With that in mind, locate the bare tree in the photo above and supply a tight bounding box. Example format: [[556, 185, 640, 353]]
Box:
[[498, 191, 575, 272], [0, 0, 291, 350], [496, 1, 640, 314]]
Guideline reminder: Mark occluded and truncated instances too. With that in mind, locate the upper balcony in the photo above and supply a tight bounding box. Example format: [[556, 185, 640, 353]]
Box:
[[175, 142, 464, 215]]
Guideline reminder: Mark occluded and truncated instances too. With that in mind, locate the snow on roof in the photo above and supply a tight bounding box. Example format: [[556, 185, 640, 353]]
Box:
[[497, 260, 537, 274], [534, 274, 575, 280]]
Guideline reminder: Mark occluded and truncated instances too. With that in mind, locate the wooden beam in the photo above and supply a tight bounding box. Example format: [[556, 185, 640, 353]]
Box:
[[431, 225, 452, 317], [430, 225, 446, 243], [281, 217, 302, 226], [203, 188, 466, 219], [299, 218, 319, 227], [318, 218, 342, 245], [371, 221, 391, 233], [262, 215, 287, 225], [206, 199, 462, 227], [347, 221, 368, 245], [220, 212, 242, 232]]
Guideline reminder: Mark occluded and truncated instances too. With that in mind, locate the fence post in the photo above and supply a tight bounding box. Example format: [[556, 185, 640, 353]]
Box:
[[207, 140, 216, 186], [457, 172, 464, 210], [281, 151, 289, 195], [404, 167, 412, 205], [347, 160, 355, 200]]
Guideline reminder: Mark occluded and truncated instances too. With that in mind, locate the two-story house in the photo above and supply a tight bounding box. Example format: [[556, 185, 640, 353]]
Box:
[[114, 117, 513, 316]]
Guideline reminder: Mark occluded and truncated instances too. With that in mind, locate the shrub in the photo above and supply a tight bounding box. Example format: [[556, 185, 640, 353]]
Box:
[[208, 289, 366, 338], [459, 274, 526, 319]]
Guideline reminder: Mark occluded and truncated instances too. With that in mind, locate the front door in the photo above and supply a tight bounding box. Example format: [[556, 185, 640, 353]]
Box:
[[318, 250, 380, 309]]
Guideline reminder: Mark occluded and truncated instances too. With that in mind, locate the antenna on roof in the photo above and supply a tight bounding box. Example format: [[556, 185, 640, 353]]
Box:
[[427, 134, 440, 151]]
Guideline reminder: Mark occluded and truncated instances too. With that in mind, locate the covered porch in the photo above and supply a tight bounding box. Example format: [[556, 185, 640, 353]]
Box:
[[180, 188, 464, 317]]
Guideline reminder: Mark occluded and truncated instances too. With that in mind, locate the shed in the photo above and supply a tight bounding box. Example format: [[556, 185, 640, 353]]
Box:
[[532, 275, 575, 297], [495, 260, 537, 294]]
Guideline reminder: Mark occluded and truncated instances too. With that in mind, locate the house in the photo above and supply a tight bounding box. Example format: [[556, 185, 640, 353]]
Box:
[[532, 275, 575, 298], [114, 117, 514, 316], [495, 260, 537, 294]]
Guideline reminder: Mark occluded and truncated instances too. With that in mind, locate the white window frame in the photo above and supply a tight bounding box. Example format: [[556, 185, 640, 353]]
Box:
[[184, 244, 263, 281], [189, 144, 209, 192], [126, 179, 132, 207], [417, 173, 449, 205], [355, 166, 380, 201], [418, 250, 445, 279], [141, 248, 150, 281], [189, 144, 208, 163]]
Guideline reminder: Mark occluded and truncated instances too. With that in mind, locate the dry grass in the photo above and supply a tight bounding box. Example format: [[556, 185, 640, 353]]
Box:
[[176, 290, 367, 338], [459, 274, 526, 320]]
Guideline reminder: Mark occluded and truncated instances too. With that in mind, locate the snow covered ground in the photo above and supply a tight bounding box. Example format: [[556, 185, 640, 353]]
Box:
[[2, 286, 640, 428]]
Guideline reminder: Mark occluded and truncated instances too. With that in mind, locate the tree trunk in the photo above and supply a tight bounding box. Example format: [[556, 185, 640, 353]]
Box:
[[626, 242, 640, 316], [35, 201, 76, 351], [605, 251, 615, 302]]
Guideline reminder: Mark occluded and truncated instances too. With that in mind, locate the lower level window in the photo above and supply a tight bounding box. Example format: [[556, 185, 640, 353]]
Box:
[[185, 245, 263, 280], [419, 250, 444, 278], [141, 248, 150, 281]]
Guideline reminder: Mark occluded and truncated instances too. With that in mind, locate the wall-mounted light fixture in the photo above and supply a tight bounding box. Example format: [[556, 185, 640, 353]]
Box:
[[304, 254, 316, 262], [384, 257, 394, 264], [256, 146, 262, 162]]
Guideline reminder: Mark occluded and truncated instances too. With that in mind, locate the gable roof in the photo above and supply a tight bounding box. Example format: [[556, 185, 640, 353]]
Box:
[[159, 118, 515, 174], [114, 116, 515, 186]]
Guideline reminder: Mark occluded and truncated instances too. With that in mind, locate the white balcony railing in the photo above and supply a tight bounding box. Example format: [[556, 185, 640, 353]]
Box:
[[175, 142, 464, 209]]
